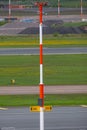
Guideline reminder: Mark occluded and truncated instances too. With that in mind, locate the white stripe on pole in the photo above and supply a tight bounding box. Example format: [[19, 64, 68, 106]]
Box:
[[40, 24, 43, 44], [40, 64, 43, 84], [40, 107, 44, 130]]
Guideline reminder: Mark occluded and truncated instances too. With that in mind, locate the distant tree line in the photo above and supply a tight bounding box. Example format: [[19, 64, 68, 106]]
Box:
[[0, 0, 87, 8]]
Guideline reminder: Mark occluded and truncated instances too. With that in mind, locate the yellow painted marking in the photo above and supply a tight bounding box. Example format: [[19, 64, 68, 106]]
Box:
[[44, 106, 52, 112], [30, 105, 52, 112], [30, 106, 40, 112]]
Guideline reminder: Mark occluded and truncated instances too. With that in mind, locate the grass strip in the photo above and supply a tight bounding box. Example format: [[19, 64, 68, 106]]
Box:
[[0, 35, 87, 48], [0, 54, 87, 86], [0, 0, 87, 8], [0, 21, 7, 26], [0, 94, 87, 107], [63, 22, 87, 27]]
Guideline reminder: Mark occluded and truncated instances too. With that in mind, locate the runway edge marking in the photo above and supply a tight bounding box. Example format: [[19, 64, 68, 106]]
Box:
[[0, 107, 8, 110], [81, 105, 87, 108]]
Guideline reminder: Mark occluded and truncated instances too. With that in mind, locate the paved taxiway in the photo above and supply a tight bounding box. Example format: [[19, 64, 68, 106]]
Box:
[[0, 107, 87, 130], [0, 47, 87, 55], [0, 85, 87, 95]]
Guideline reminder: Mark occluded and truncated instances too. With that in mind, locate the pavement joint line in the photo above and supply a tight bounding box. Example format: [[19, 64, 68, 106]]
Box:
[[0, 107, 8, 110], [80, 105, 87, 108]]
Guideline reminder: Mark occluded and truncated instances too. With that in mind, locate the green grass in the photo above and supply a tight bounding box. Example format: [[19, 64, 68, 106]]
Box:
[[3, 0, 87, 7], [63, 22, 87, 27], [0, 94, 87, 106], [0, 21, 7, 26], [0, 35, 87, 48], [52, 22, 87, 28], [0, 54, 87, 86]]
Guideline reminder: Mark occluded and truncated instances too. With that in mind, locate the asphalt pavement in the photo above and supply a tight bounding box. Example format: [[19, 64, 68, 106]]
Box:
[[0, 15, 87, 35], [0, 107, 87, 130], [0, 85, 87, 95], [0, 47, 87, 55]]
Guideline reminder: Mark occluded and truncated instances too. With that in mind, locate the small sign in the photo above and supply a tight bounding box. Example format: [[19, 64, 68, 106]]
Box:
[[30, 106, 52, 112], [44, 106, 52, 112], [30, 106, 40, 112]]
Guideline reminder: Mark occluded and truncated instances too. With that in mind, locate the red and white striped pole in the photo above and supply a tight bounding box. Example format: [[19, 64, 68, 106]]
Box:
[[81, 0, 83, 17], [35, 2, 47, 130], [58, 0, 60, 16], [39, 3, 44, 130]]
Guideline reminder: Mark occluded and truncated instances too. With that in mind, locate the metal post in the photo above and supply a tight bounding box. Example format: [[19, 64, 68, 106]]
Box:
[[9, 0, 11, 19], [39, 4, 44, 130], [35, 2, 47, 130], [58, 0, 60, 16], [81, 0, 83, 17]]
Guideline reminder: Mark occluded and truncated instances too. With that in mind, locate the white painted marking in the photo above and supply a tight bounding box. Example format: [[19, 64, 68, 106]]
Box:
[[0, 107, 8, 110], [1, 127, 15, 130], [81, 105, 87, 108]]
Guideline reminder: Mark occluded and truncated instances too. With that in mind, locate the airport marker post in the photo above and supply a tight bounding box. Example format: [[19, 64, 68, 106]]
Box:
[[30, 2, 52, 129], [58, 0, 60, 16], [39, 3, 44, 130], [9, 0, 11, 19], [35, 2, 47, 130], [81, 0, 83, 17]]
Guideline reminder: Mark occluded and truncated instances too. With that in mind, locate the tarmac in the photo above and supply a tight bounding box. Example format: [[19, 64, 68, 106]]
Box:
[[0, 15, 87, 35], [0, 85, 87, 95]]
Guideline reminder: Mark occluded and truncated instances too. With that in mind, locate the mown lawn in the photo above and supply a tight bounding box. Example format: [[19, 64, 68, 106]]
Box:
[[0, 94, 87, 106], [0, 35, 87, 48], [0, 54, 87, 86], [0, 21, 7, 26]]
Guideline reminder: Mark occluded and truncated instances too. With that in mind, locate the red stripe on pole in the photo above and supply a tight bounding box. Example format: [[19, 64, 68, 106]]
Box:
[[40, 83, 44, 107], [39, 4, 42, 23], [40, 84, 44, 99], [40, 44, 43, 64]]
